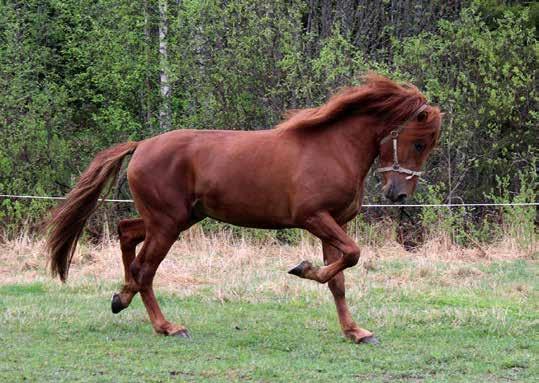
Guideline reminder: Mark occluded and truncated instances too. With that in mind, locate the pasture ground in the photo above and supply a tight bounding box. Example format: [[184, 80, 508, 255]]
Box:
[[0, 233, 537, 382]]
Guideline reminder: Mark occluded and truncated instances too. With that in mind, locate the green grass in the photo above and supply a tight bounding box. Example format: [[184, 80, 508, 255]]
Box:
[[1, 259, 537, 382]]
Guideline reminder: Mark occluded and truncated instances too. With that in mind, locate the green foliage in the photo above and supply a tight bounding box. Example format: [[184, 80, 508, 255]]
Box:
[[475, 0, 539, 34], [487, 160, 537, 251], [393, 4, 537, 203], [0, 1, 536, 247], [416, 184, 472, 246]]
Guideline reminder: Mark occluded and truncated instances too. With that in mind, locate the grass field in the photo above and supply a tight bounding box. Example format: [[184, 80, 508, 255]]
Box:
[[0, 232, 537, 382]]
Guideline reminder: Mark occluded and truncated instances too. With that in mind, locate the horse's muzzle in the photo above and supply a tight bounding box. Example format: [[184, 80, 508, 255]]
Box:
[[384, 183, 408, 203]]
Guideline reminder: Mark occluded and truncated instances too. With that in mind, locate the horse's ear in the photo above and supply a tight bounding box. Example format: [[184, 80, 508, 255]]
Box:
[[433, 130, 442, 146]]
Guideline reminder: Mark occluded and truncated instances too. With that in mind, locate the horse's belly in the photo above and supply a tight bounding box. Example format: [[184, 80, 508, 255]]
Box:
[[202, 207, 295, 229], [207, 214, 294, 230], [198, 191, 294, 229]]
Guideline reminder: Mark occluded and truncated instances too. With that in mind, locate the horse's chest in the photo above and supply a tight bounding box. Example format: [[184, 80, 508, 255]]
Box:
[[333, 186, 364, 223]]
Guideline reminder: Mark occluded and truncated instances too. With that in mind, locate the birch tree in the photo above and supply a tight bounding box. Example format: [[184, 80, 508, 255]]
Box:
[[158, 0, 171, 131]]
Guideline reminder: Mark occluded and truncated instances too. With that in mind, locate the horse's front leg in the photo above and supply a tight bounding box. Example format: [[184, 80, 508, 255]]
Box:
[[288, 211, 360, 284], [322, 238, 378, 344]]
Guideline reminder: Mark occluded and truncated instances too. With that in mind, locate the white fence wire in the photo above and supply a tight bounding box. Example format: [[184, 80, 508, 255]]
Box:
[[1, 194, 537, 208]]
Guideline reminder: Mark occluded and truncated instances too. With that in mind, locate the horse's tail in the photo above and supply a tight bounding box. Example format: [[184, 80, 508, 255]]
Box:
[[45, 141, 139, 282]]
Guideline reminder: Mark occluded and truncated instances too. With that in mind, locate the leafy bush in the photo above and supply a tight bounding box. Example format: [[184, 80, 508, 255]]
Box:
[[0, 1, 536, 248]]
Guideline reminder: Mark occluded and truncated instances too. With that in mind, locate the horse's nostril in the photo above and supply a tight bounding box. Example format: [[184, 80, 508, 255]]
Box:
[[385, 184, 394, 199]]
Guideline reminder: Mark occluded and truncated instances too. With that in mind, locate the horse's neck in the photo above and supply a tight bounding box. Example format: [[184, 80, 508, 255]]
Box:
[[325, 115, 382, 180]]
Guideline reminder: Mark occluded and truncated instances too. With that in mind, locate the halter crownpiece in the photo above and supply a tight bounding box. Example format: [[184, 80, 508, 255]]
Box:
[[376, 103, 428, 180]]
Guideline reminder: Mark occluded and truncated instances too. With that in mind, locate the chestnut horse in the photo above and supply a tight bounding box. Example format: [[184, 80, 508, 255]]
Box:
[[45, 74, 441, 344]]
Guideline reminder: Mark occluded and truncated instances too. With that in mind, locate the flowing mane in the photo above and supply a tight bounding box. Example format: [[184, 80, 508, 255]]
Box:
[[276, 73, 429, 131]]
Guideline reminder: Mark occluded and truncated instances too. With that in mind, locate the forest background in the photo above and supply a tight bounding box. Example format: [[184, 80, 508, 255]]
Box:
[[0, 0, 537, 249]]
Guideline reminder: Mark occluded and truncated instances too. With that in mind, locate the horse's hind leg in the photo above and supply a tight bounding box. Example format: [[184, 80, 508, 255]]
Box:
[[111, 218, 146, 314], [130, 211, 199, 337]]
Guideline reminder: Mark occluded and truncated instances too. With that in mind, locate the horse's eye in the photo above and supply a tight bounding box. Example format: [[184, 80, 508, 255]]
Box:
[[417, 111, 428, 122], [414, 142, 425, 152]]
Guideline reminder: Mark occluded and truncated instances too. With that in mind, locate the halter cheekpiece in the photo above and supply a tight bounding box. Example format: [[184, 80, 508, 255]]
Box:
[[376, 103, 428, 180]]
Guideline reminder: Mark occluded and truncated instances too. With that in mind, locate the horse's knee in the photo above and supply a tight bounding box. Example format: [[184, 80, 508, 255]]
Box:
[[343, 247, 360, 268]]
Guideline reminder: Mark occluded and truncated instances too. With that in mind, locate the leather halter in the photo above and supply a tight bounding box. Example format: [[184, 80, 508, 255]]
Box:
[[377, 104, 428, 180]]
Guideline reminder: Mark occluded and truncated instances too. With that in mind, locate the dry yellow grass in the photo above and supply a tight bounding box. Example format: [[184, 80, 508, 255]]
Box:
[[0, 227, 534, 303]]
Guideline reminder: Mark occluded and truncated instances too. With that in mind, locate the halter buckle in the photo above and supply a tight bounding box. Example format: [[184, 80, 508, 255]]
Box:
[[392, 164, 400, 170], [390, 130, 399, 138]]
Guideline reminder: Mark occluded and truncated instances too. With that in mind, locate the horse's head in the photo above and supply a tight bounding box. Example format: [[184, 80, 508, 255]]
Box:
[[377, 104, 442, 202]]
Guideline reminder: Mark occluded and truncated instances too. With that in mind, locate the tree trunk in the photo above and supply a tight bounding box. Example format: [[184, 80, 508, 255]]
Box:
[[158, 0, 171, 131], [143, 0, 154, 132]]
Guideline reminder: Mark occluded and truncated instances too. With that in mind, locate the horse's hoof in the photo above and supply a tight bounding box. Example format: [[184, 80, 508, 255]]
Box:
[[111, 293, 126, 314], [288, 260, 312, 277], [359, 335, 380, 345], [171, 329, 191, 339]]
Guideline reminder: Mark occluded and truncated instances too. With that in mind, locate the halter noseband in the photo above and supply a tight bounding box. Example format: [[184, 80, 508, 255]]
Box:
[[376, 104, 428, 180]]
